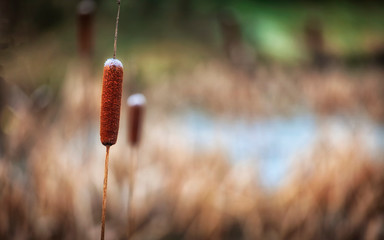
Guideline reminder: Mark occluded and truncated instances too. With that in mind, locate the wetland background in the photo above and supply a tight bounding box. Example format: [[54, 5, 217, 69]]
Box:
[[1, 0, 384, 239]]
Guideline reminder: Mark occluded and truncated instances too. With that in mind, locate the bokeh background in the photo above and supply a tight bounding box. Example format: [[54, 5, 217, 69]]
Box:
[[1, 0, 384, 239]]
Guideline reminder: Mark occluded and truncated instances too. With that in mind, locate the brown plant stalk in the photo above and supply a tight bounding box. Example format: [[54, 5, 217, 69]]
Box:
[[100, 146, 110, 240]]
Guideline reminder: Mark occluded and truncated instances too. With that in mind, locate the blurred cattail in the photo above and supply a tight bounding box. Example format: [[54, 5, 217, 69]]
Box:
[[100, 58, 123, 146], [0, 68, 5, 155], [127, 94, 146, 147], [77, 0, 95, 58], [126, 94, 146, 239]]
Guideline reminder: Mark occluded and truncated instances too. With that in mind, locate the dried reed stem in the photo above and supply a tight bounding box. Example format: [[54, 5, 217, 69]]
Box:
[[100, 146, 110, 240], [113, 0, 121, 59], [127, 147, 138, 239]]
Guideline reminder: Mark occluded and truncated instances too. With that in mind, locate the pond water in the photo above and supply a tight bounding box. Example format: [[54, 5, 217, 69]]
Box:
[[172, 109, 384, 188], [66, 108, 384, 190]]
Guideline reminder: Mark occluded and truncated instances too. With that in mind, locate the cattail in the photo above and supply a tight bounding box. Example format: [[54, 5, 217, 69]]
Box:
[[126, 94, 146, 239], [100, 1, 122, 240], [100, 58, 123, 146], [127, 94, 146, 146], [77, 0, 95, 58]]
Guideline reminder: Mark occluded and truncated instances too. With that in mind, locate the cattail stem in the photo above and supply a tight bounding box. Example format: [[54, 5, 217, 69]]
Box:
[[100, 146, 110, 240], [113, 0, 121, 59], [126, 94, 145, 239], [127, 147, 138, 239]]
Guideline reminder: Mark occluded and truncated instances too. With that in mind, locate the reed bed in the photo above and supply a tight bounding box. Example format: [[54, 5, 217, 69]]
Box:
[[1, 56, 384, 239], [148, 62, 384, 121], [1, 117, 383, 239]]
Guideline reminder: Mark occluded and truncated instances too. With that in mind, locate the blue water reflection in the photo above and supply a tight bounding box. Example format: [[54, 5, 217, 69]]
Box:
[[178, 110, 384, 188]]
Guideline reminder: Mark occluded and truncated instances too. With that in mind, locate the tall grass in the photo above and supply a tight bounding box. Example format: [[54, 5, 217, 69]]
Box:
[[1, 55, 383, 239]]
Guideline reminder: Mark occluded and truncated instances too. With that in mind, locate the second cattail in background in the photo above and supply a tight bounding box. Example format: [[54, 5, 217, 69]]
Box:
[[126, 93, 146, 239], [127, 94, 146, 147]]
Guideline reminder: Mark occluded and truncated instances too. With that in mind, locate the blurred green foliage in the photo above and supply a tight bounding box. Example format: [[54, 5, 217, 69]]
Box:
[[1, 0, 384, 94], [6, 0, 384, 59]]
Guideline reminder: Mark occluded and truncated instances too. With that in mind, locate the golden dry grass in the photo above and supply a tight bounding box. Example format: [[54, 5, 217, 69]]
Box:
[[1, 56, 384, 239]]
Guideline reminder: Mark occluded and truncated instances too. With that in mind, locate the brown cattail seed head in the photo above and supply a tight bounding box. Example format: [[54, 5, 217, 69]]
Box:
[[100, 58, 123, 146], [127, 94, 146, 146]]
